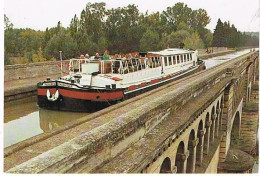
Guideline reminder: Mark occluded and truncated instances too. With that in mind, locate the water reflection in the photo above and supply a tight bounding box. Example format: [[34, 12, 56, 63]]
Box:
[[4, 111, 43, 148], [4, 96, 89, 148], [39, 108, 89, 132], [4, 96, 38, 123]]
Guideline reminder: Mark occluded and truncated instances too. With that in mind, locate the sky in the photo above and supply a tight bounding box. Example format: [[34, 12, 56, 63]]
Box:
[[3, 0, 260, 32]]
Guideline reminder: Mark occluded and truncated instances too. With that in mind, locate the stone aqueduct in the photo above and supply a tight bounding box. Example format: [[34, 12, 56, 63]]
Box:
[[7, 51, 259, 173]]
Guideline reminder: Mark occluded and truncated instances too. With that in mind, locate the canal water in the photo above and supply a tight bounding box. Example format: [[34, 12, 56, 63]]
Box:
[[3, 49, 254, 148], [204, 49, 253, 69], [4, 96, 89, 148]]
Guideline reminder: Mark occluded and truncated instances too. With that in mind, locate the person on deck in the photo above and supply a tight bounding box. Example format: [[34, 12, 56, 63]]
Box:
[[103, 50, 110, 60], [95, 53, 101, 60], [85, 54, 90, 62], [80, 54, 84, 59]]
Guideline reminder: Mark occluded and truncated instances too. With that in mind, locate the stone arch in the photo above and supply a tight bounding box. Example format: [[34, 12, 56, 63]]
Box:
[[216, 101, 220, 110], [247, 85, 251, 103], [210, 106, 216, 144], [186, 130, 196, 173], [215, 101, 220, 137], [196, 120, 204, 166], [230, 111, 241, 148], [204, 112, 210, 155], [175, 141, 186, 173], [219, 96, 224, 131], [160, 157, 172, 173]]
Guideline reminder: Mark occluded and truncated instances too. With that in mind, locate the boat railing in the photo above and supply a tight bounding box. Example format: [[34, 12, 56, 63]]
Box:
[[69, 57, 162, 75]]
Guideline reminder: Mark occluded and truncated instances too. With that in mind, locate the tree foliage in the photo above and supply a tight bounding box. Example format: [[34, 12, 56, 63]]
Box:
[[139, 28, 160, 51], [212, 18, 258, 47], [44, 31, 78, 59], [4, 14, 13, 30], [160, 30, 190, 48], [184, 31, 205, 49], [4, 3, 258, 65]]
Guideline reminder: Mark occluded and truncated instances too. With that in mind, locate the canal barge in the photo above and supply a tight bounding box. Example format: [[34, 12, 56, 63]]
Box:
[[37, 48, 205, 112]]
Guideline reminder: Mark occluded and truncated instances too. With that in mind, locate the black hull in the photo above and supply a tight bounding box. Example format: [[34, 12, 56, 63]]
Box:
[[38, 95, 118, 112]]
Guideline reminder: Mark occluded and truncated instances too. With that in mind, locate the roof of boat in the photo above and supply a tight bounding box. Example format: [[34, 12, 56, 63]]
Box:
[[148, 48, 195, 56]]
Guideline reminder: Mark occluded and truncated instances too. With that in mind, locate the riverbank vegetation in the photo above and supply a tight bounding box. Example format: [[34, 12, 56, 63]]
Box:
[[4, 2, 259, 65]]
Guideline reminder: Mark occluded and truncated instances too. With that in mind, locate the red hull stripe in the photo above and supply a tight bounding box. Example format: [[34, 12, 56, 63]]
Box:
[[38, 88, 123, 101], [150, 79, 159, 84], [128, 85, 136, 91], [140, 83, 146, 87], [162, 77, 167, 80]]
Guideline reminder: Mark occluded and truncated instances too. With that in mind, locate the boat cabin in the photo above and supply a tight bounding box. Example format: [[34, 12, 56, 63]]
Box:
[[68, 48, 197, 76]]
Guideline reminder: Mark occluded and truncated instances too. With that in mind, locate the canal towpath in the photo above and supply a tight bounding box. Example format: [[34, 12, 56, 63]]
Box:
[[4, 73, 60, 102]]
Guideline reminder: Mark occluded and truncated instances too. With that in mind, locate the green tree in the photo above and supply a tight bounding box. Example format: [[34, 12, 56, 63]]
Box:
[[69, 14, 79, 38], [104, 4, 141, 53], [190, 9, 210, 29], [162, 3, 193, 31], [184, 31, 205, 49], [4, 48, 12, 65], [4, 29, 22, 56], [79, 2, 106, 41], [212, 18, 225, 46], [56, 21, 62, 34], [198, 28, 213, 47], [160, 30, 190, 48], [4, 14, 13, 30], [44, 31, 78, 59], [139, 28, 160, 51], [20, 29, 44, 54], [32, 47, 46, 62]]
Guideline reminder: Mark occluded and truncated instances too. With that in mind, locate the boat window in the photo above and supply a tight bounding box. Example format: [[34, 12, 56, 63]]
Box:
[[157, 57, 161, 66], [173, 56, 176, 64], [154, 57, 157, 67], [147, 58, 153, 68], [180, 55, 183, 63], [155, 57, 159, 63], [151, 57, 154, 68], [177, 55, 180, 64], [190, 54, 192, 60], [164, 57, 168, 66], [184, 55, 186, 62], [140, 58, 145, 68], [187, 54, 189, 61], [158, 57, 161, 65], [149, 56, 161, 68], [168, 56, 172, 65]]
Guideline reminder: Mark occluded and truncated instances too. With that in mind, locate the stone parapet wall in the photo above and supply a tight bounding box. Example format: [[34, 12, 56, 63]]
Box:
[[4, 60, 69, 81]]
